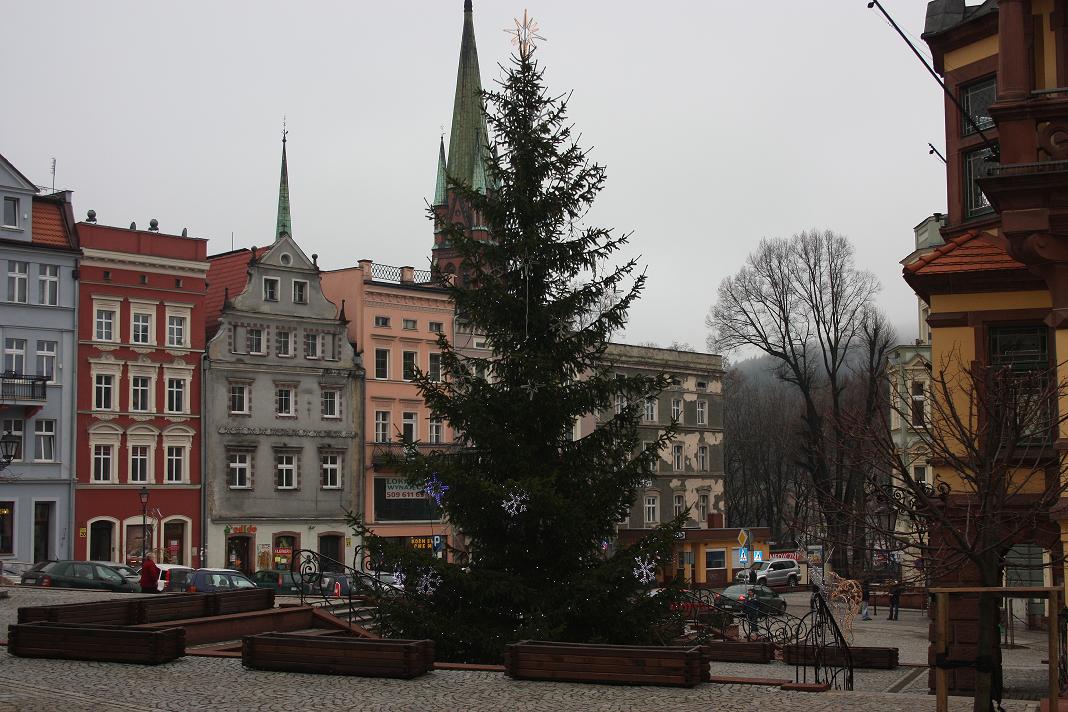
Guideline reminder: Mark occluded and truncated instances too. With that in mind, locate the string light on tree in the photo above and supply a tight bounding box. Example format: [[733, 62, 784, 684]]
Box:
[[416, 570, 442, 597], [633, 555, 656, 585], [392, 565, 406, 589], [501, 489, 529, 516], [424, 472, 450, 506]]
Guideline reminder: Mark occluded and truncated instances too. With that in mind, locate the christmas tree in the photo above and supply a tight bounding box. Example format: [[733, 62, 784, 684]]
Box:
[[351, 35, 684, 664]]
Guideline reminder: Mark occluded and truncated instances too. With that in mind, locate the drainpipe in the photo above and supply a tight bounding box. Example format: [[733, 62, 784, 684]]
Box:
[[67, 261, 79, 559], [200, 351, 207, 568]]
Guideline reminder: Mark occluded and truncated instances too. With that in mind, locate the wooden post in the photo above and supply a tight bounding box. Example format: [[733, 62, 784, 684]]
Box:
[[1049, 589, 1060, 708], [936, 592, 949, 712]]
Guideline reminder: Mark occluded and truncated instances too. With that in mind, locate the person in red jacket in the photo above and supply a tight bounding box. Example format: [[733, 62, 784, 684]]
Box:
[[140, 556, 160, 593]]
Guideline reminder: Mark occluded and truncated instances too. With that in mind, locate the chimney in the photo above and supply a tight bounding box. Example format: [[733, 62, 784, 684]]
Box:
[[358, 259, 373, 283], [400, 266, 415, 284]]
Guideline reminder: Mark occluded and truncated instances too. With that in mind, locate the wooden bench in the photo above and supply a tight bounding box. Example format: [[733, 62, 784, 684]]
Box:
[[242, 633, 434, 678], [783, 644, 898, 669], [703, 640, 774, 664], [8, 622, 185, 664], [211, 588, 275, 616], [135, 594, 212, 624], [17, 598, 138, 626], [504, 640, 704, 687]]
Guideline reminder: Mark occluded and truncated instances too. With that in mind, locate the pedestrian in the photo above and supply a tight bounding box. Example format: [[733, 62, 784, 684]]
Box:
[[140, 555, 160, 594], [861, 577, 873, 621], [887, 579, 902, 621], [748, 567, 757, 586]]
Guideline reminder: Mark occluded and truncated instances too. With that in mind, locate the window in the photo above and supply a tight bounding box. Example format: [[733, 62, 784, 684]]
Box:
[[671, 399, 683, 423], [429, 417, 444, 445], [92, 444, 113, 481], [167, 315, 186, 347], [698, 494, 709, 522], [247, 328, 264, 354], [321, 389, 339, 418], [961, 76, 996, 136], [275, 387, 295, 417], [644, 398, 657, 422], [402, 411, 417, 442], [228, 452, 250, 488], [292, 280, 308, 304], [374, 411, 390, 443], [95, 308, 115, 341], [697, 446, 708, 471], [964, 146, 997, 217], [402, 351, 417, 381], [913, 465, 928, 485], [166, 446, 184, 482], [94, 374, 114, 410], [910, 381, 926, 427], [131, 376, 151, 412], [696, 380, 708, 390], [990, 326, 1051, 442], [7, 261, 27, 303], [696, 400, 707, 425], [166, 378, 185, 413], [615, 394, 626, 415], [263, 277, 279, 301], [132, 312, 152, 344], [428, 353, 442, 382], [2, 419, 22, 460], [705, 549, 726, 571], [643, 441, 657, 474], [645, 494, 659, 525], [402, 318, 417, 330], [2, 197, 18, 228], [33, 420, 55, 461], [375, 348, 389, 379], [130, 446, 149, 483], [38, 265, 59, 305], [304, 332, 319, 359], [673, 444, 683, 471], [321, 453, 340, 489], [673, 494, 685, 517], [374, 315, 390, 328], [276, 330, 292, 356], [0, 501, 11, 555], [275, 453, 296, 489], [429, 321, 444, 334], [229, 383, 249, 414], [35, 340, 56, 381], [3, 338, 25, 374]]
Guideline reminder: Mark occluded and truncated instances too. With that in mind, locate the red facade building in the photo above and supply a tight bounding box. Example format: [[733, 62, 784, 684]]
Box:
[[74, 222, 209, 567]]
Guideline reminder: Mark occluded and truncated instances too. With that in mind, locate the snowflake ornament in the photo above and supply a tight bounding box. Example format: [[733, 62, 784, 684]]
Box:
[[501, 489, 529, 516], [633, 555, 656, 585], [601, 539, 610, 551], [416, 570, 442, 597], [424, 472, 449, 506], [391, 566, 406, 589]]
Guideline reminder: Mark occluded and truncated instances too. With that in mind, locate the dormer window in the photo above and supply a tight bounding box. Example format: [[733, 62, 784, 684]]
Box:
[[263, 277, 279, 302], [2, 197, 18, 228]]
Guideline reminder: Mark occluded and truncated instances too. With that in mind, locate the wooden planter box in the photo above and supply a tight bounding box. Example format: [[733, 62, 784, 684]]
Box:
[[135, 594, 212, 624], [703, 640, 774, 664], [8, 622, 185, 664], [17, 599, 138, 626], [210, 588, 275, 616], [504, 640, 704, 688], [783, 644, 898, 669], [242, 633, 434, 678]]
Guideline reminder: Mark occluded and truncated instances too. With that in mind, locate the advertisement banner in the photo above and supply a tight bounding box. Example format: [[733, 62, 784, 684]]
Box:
[[384, 478, 427, 500]]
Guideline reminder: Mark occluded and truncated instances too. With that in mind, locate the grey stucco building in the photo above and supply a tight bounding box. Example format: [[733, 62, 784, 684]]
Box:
[[0, 153, 79, 565], [202, 140, 362, 574]]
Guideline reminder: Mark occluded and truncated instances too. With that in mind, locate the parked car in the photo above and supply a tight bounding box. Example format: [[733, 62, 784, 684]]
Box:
[[734, 558, 800, 587], [314, 572, 354, 598], [1, 560, 41, 583], [89, 561, 140, 586], [155, 564, 194, 592], [20, 560, 138, 592], [183, 568, 257, 593], [717, 584, 788, 616], [253, 569, 306, 595]]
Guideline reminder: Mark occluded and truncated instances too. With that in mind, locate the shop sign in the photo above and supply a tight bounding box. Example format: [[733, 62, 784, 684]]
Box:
[[274, 547, 293, 556], [409, 537, 435, 550], [225, 525, 257, 535], [384, 479, 427, 500]]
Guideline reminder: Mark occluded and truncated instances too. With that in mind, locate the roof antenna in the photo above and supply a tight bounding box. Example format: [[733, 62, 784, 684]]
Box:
[[50, 157, 56, 194]]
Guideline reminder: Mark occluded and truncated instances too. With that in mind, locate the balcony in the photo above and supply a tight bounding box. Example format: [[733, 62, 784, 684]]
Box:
[[370, 442, 467, 468], [0, 372, 48, 402]]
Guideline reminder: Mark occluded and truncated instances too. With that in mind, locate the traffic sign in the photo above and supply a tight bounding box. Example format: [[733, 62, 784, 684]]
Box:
[[738, 548, 748, 564], [737, 529, 750, 548], [754, 550, 763, 562]]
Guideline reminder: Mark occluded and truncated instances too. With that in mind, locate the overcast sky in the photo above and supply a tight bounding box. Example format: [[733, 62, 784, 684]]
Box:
[[2, 1, 948, 351]]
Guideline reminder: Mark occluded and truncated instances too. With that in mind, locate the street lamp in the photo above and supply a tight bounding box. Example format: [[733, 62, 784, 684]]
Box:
[[0, 431, 20, 471], [139, 486, 149, 565]]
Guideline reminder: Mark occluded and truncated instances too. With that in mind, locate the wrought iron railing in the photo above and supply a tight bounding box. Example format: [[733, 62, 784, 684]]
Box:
[[988, 160, 1068, 178], [370, 441, 467, 466], [0, 372, 48, 401], [371, 263, 404, 283]]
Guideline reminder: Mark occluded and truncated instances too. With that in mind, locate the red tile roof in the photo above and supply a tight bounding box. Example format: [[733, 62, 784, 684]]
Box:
[[905, 230, 1025, 275], [31, 198, 74, 248], [204, 247, 268, 334]]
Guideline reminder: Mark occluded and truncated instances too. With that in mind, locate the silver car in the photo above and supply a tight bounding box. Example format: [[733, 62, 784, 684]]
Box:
[[734, 558, 800, 587]]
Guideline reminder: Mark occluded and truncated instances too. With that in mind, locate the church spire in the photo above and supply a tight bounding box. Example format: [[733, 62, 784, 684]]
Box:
[[275, 125, 292, 240], [433, 136, 447, 206], [445, 0, 491, 189]]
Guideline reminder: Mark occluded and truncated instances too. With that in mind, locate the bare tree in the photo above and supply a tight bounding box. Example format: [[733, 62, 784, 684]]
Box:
[[708, 230, 880, 574]]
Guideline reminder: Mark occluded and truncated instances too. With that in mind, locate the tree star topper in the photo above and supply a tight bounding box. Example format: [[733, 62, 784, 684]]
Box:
[[424, 472, 450, 506], [505, 9, 546, 60]]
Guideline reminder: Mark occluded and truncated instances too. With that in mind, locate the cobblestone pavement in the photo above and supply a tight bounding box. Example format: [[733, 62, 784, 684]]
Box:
[[0, 656, 1044, 712]]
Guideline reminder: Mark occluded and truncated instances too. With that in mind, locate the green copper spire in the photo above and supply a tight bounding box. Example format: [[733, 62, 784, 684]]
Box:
[[433, 136, 447, 206], [446, 0, 491, 189], [275, 129, 292, 239], [471, 130, 488, 195]]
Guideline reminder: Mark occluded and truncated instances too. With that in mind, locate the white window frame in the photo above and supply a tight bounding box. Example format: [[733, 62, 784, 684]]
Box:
[[7, 260, 27, 303], [696, 400, 707, 426], [697, 445, 708, 472], [4, 337, 26, 375], [94, 373, 115, 411], [644, 398, 657, 422], [129, 444, 151, 484], [35, 340, 57, 382], [227, 451, 251, 489], [672, 444, 684, 472], [402, 318, 417, 330], [38, 264, 59, 306], [428, 321, 444, 334], [402, 351, 417, 381], [374, 411, 390, 443], [671, 399, 683, 423], [262, 277, 279, 302], [165, 376, 187, 414], [615, 394, 626, 415], [275, 385, 296, 417], [130, 309, 154, 346], [673, 494, 685, 517], [92, 443, 114, 482], [165, 445, 186, 483], [374, 315, 390, 328], [304, 332, 320, 360], [428, 353, 442, 382], [429, 417, 444, 445], [644, 494, 659, 525], [164, 305, 192, 348], [321, 389, 340, 419], [130, 375, 152, 413], [275, 453, 296, 490], [292, 279, 308, 304], [320, 452, 341, 489], [698, 493, 709, 522], [33, 419, 56, 462], [402, 411, 417, 442], [2, 197, 19, 229], [229, 382, 250, 415], [94, 306, 117, 342], [374, 348, 389, 380], [126, 427, 158, 484], [247, 327, 265, 355], [161, 427, 193, 484], [276, 330, 292, 357]]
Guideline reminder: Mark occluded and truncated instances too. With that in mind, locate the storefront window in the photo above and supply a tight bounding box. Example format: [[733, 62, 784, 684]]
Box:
[[273, 534, 297, 569], [374, 478, 442, 522], [0, 502, 13, 555]]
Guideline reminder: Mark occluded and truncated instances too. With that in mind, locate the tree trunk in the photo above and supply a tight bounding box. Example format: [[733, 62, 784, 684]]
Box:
[[973, 564, 1004, 712]]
